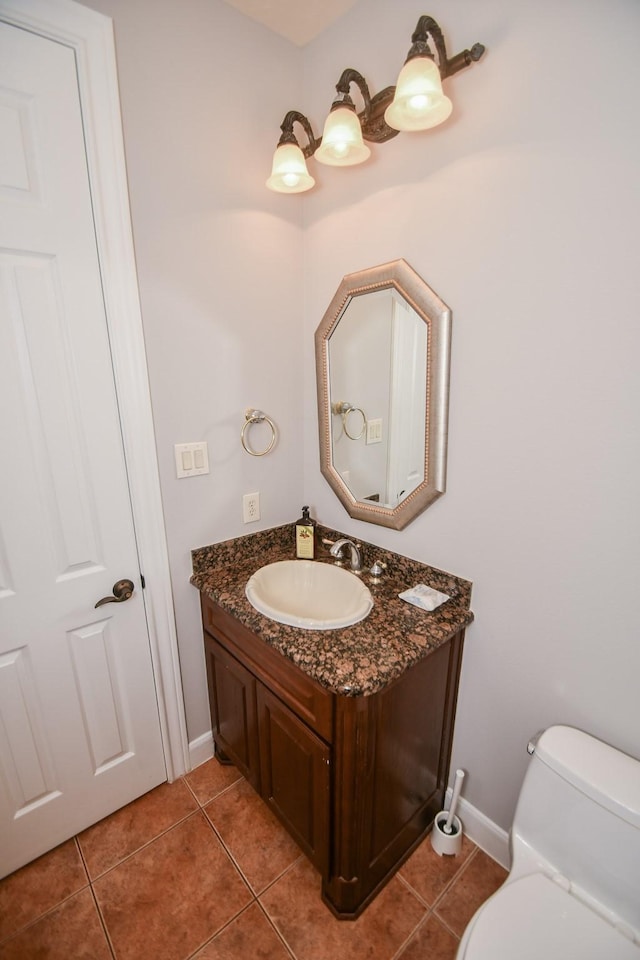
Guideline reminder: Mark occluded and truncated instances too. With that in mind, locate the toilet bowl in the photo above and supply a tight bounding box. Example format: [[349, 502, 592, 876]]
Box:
[[456, 725, 640, 959]]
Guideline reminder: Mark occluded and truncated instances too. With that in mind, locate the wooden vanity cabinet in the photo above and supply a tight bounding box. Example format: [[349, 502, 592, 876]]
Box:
[[200, 593, 465, 919], [202, 599, 331, 873]]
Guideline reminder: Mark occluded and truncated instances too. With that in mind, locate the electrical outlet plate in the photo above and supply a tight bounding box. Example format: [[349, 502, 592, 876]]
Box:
[[243, 492, 260, 523]]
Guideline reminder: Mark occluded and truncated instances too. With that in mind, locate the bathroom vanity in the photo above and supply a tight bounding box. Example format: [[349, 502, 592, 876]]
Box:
[[191, 524, 473, 919]]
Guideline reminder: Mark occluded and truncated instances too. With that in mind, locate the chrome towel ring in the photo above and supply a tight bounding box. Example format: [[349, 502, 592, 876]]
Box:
[[241, 409, 277, 456], [331, 401, 366, 441]]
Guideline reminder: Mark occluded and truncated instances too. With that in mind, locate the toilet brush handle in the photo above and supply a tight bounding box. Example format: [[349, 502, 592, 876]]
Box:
[[444, 769, 465, 834]]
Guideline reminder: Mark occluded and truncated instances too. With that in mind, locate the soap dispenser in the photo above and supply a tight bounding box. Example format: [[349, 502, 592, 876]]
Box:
[[295, 506, 316, 560]]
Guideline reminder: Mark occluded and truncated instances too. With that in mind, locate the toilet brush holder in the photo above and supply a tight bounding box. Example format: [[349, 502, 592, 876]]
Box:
[[430, 811, 463, 857]]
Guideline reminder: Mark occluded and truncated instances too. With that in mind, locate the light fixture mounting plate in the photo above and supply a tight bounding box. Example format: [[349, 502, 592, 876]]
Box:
[[360, 87, 398, 144]]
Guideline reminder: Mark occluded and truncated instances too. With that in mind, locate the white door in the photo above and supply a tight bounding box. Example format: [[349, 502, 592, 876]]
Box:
[[0, 18, 166, 878], [387, 297, 428, 506]]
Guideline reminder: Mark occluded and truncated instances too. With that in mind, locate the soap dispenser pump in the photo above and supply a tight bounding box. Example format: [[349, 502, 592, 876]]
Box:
[[295, 506, 316, 560]]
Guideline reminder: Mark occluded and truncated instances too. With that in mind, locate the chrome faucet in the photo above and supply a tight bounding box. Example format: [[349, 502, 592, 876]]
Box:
[[329, 538, 363, 572]]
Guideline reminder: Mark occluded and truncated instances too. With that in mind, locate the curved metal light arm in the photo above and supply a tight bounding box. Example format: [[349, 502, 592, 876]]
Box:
[[334, 68, 372, 118], [277, 110, 321, 159], [407, 15, 485, 79], [331, 67, 398, 145]]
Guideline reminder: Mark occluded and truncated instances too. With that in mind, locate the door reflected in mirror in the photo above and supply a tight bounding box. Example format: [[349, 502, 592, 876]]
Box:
[[315, 260, 451, 530]]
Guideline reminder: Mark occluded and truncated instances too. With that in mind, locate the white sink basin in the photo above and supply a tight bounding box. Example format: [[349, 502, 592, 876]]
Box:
[[245, 559, 373, 630]]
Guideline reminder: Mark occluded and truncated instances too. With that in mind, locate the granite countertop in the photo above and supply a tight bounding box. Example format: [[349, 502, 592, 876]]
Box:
[[191, 523, 473, 697]]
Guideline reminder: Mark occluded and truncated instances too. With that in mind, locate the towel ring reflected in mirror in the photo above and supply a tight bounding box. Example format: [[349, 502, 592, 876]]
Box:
[[332, 401, 367, 441]]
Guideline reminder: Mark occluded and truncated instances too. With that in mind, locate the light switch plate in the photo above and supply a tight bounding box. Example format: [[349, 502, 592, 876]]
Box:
[[175, 442, 209, 478], [366, 418, 383, 444]]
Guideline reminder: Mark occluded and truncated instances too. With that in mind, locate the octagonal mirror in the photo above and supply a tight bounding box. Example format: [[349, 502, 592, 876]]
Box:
[[315, 259, 451, 530]]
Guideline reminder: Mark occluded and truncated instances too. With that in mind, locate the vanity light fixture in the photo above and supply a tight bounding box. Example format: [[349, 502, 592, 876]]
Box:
[[314, 70, 373, 167], [266, 110, 319, 193], [266, 15, 485, 194]]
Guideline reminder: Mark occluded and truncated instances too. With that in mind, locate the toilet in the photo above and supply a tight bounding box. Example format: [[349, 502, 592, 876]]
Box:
[[456, 725, 640, 959]]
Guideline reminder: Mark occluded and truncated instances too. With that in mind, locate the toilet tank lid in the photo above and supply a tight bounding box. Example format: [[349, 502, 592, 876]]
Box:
[[535, 726, 640, 830]]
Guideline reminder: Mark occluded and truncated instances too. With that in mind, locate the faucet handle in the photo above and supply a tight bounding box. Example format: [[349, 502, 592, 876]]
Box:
[[369, 560, 387, 581]]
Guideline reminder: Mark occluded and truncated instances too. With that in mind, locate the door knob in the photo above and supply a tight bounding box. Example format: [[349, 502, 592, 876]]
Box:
[[95, 579, 135, 608]]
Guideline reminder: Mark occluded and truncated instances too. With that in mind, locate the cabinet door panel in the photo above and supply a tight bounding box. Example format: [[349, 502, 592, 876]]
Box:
[[367, 640, 450, 862], [204, 635, 260, 790], [257, 685, 330, 872]]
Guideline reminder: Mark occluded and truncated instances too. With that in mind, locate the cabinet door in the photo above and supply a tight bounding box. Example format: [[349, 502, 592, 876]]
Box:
[[204, 635, 260, 790], [257, 685, 330, 873]]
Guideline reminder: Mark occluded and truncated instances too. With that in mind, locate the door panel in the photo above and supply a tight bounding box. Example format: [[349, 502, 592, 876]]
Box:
[[0, 646, 58, 814], [0, 18, 166, 878], [205, 635, 260, 789], [68, 619, 134, 773], [257, 684, 330, 872]]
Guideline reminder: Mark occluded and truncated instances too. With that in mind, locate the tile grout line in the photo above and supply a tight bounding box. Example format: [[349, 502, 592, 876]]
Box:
[[433, 910, 466, 943], [83, 806, 205, 883], [395, 842, 478, 914], [73, 835, 90, 878], [430, 846, 479, 913], [430, 847, 482, 940], [181, 770, 244, 809], [395, 871, 437, 912], [254, 898, 298, 960], [390, 847, 481, 954], [0, 839, 94, 948], [75, 837, 117, 960], [183, 899, 258, 960], [187, 769, 317, 912], [181, 789, 303, 960], [389, 907, 435, 960], [198, 803, 260, 899], [180, 801, 304, 960], [199, 798, 306, 903], [87, 881, 117, 960], [0, 887, 90, 949], [89, 796, 255, 960], [256, 853, 306, 898]]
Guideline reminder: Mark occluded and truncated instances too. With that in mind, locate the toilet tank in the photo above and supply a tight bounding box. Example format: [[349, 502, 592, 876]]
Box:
[[511, 725, 640, 934]]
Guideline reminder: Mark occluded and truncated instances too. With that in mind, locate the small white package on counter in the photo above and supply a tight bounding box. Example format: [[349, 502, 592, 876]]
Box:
[[398, 584, 450, 612]]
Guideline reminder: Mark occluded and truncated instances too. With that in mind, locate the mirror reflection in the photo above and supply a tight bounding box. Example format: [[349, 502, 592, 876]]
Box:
[[328, 288, 427, 509], [315, 260, 451, 530]]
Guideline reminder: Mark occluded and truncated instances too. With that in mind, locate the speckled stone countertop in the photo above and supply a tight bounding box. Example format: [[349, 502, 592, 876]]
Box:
[[191, 523, 473, 697]]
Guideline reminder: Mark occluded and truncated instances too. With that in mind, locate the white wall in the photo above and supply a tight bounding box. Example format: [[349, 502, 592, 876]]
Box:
[[82, 0, 640, 833], [301, 0, 640, 829], [81, 0, 306, 739]]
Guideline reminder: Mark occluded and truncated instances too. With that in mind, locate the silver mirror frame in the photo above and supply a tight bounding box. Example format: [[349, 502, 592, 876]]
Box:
[[315, 259, 451, 530]]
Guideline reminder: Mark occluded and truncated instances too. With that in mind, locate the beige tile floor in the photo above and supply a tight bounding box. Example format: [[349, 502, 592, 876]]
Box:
[[0, 758, 507, 960]]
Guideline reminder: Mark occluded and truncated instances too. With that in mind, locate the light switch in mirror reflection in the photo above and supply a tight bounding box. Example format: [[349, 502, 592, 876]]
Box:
[[315, 259, 451, 530]]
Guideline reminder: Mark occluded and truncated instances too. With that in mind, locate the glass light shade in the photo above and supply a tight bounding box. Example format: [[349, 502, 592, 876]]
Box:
[[266, 142, 315, 194], [384, 56, 452, 132], [314, 106, 371, 167]]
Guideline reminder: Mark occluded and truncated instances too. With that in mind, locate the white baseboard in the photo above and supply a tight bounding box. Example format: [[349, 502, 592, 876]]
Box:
[[188, 730, 214, 770], [445, 788, 511, 869]]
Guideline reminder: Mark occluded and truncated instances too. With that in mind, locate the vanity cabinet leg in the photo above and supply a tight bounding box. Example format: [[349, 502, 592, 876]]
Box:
[[214, 745, 233, 765]]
